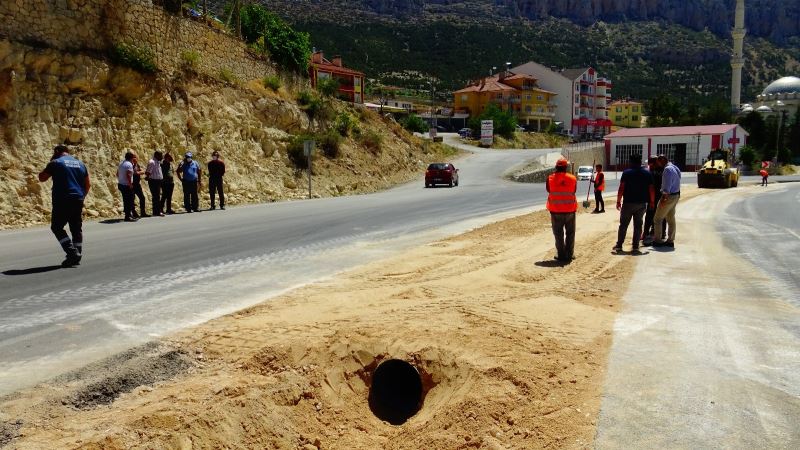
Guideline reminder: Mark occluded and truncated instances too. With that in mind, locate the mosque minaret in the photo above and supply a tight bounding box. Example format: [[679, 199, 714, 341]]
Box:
[[731, 0, 746, 110]]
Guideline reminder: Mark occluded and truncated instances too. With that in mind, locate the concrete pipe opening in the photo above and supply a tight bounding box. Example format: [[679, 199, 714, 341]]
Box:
[[368, 359, 423, 425]]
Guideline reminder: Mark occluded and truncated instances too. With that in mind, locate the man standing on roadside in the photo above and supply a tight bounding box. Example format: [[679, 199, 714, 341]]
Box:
[[591, 163, 605, 213], [759, 168, 769, 186], [546, 158, 578, 263], [653, 154, 682, 248], [642, 156, 665, 245], [145, 150, 164, 216], [38, 145, 90, 267], [177, 151, 201, 213], [613, 154, 654, 254], [207, 151, 226, 210], [118, 151, 137, 222]]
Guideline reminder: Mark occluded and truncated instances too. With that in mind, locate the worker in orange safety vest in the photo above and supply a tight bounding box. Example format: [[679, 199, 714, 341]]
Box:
[[546, 158, 578, 263], [759, 168, 769, 186], [591, 163, 605, 213]]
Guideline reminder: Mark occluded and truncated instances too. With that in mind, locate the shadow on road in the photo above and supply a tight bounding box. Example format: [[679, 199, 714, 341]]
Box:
[[534, 259, 569, 267], [99, 218, 124, 224], [2, 265, 62, 276]]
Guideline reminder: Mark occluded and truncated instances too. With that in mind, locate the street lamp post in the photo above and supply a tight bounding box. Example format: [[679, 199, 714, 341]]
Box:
[[774, 100, 786, 164], [696, 132, 702, 170]]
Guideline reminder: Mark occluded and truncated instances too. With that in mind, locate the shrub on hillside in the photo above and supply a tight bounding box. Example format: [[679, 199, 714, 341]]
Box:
[[181, 50, 200, 71], [287, 134, 315, 168], [218, 68, 238, 84], [334, 112, 357, 137], [296, 90, 322, 117], [319, 130, 344, 158], [263, 75, 281, 91], [359, 130, 383, 154], [110, 42, 157, 73], [400, 114, 428, 133], [316, 78, 340, 97]]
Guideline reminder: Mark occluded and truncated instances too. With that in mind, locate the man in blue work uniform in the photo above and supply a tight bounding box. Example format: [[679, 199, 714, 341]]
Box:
[[177, 151, 202, 212], [38, 145, 91, 267]]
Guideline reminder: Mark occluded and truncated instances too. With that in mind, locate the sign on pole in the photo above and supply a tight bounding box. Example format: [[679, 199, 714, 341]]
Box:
[[304, 140, 314, 198], [480, 120, 493, 146]]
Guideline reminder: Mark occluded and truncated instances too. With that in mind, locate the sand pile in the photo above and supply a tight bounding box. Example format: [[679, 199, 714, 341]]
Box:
[[1, 206, 635, 449]]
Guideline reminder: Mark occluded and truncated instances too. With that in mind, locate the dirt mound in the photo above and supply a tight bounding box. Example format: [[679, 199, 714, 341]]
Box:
[[1, 206, 634, 449]]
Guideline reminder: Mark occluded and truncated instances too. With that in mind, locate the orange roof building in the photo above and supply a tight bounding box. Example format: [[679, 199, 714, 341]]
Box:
[[454, 72, 558, 131], [309, 51, 365, 104]]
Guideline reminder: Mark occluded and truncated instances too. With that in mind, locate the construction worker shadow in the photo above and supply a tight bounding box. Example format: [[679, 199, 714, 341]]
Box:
[[611, 250, 651, 256], [2, 265, 62, 276], [99, 219, 125, 224], [534, 259, 571, 267]]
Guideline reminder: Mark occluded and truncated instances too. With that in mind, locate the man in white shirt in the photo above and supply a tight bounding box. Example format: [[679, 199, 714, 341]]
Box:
[[145, 150, 165, 216], [117, 152, 136, 222]]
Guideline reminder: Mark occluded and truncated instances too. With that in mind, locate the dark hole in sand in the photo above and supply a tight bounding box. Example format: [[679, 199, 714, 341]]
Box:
[[368, 359, 423, 425]]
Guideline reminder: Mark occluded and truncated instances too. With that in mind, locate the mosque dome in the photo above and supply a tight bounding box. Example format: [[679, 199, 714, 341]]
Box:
[[762, 76, 800, 96]]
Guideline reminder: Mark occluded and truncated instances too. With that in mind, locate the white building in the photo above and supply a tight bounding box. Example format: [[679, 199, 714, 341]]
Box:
[[604, 124, 750, 171], [510, 62, 612, 137], [741, 76, 800, 118]]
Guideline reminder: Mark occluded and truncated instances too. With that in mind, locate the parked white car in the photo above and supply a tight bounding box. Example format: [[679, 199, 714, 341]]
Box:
[[577, 166, 594, 181]]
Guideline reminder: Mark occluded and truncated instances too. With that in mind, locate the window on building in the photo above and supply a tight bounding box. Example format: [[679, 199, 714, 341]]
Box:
[[525, 106, 532, 112], [461, 94, 468, 102], [318, 72, 331, 79], [615, 145, 643, 164], [575, 108, 579, 115], [615, 116, 623, 121], [536, 94, 543, 101], [632, 115, 639, 121], [632, 106, 638, 112], [656, 144, 677, 162], [354, 77, 361, 87], [616, 106, 622, 112], [537, 106, 544, 112], [526, 94, 532, 100], [354, 93, 361, 103]]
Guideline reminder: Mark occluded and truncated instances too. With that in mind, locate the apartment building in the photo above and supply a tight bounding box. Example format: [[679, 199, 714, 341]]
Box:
[[453, 72, 558, 131], [610, 100, 643, 128], [510, 62, 613, 137]]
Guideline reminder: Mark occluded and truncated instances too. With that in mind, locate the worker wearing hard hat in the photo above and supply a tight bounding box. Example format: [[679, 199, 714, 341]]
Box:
[[546, 158, 578, 263]]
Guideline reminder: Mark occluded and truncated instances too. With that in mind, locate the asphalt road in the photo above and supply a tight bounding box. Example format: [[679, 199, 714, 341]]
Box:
[[596, 183, 800, 448], [1, 140, 627, 394]]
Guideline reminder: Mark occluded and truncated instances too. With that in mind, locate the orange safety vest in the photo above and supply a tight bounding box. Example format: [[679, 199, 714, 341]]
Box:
[[759, 169, 768, 177], [594, 171, 605, 192], [547, 172, 578, 213]]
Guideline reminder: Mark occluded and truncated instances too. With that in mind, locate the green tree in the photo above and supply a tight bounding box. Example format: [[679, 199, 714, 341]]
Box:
[[240, 4, 311, 72], [788, 108, 800, 161], [469, 104, 516, 139], [738, 145, 757, 168], [699, 99, 732, 125], [645, 94, 683, 127], [737, 111, 767, 152], [401, 114, 428, 133]]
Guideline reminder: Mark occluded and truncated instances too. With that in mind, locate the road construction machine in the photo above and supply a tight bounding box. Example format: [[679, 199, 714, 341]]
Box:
[[697, 149, 739, 188]]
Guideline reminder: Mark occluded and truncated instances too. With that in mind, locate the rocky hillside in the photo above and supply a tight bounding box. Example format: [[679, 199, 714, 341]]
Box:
[[264, 0, 800, 43], [257, 0, 799, 104], [0, 39, 455, 229]]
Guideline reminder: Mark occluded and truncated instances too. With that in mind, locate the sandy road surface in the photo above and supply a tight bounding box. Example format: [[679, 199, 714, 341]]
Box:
[[1, 202, 634, 449], [596, 184, 800, 448]]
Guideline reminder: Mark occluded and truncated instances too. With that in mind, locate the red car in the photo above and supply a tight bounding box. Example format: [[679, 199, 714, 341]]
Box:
[[425, 163, 459, 188]]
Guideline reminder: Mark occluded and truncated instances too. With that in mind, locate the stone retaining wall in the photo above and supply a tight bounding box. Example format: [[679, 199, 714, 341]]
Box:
[[0, 0, 275, 80]]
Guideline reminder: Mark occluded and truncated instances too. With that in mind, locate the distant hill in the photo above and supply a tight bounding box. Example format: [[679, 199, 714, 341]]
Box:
[[251, 1, 799, 105]]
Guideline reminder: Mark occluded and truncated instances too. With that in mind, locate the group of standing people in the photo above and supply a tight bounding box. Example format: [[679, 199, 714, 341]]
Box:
[[117, 151, 226, 221], [546, 154, 681, 263]]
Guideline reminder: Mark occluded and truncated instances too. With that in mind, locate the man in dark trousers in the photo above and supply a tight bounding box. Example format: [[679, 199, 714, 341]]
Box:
[[117, 151, 136, 222], [177, 151, 201, 212], [546, 158, 578, 263], [614, 154, 654, 254], [38, 145, 90, 267], [207, 151, 226, 210], [591, 163, 605, 213], [642, 156, 664, 245]]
